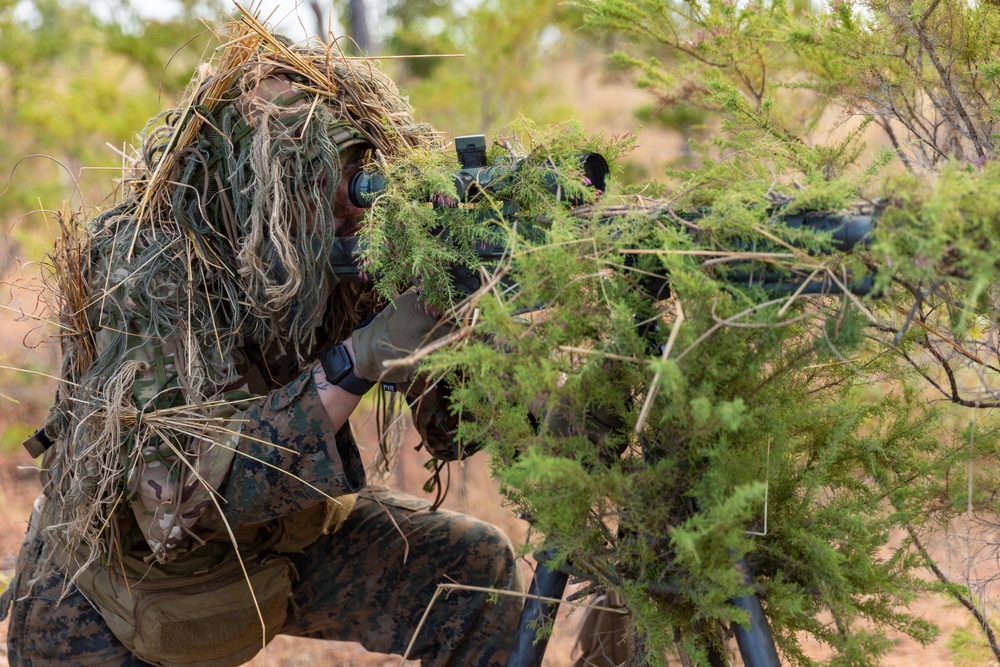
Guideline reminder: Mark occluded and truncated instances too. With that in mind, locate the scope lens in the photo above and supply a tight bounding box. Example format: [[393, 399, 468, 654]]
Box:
[[348, 171, 387, 209]]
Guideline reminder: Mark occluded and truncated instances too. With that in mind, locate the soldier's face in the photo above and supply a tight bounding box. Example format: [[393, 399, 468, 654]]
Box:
[[333, 146, 368, 237]]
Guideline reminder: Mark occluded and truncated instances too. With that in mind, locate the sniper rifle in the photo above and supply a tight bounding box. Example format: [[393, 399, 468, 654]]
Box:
[[329, 133, 875, 297], [330, 136, 876, 667]]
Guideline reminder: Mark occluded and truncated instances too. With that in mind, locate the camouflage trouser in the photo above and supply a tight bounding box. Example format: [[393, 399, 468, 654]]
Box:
[[3, 488, 523, 667]]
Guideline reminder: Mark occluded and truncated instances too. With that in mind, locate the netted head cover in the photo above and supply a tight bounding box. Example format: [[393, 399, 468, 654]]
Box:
[[40, 18, 441, 575], [119, 27, 440, 364]]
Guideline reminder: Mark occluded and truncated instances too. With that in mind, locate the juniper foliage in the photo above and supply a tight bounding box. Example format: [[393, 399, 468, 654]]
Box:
[[358, 120, 951, 665], [361, 0, 1000, 663], [570, 2, 1000, 662]]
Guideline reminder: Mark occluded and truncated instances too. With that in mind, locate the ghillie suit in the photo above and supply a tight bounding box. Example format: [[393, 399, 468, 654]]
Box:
[[3, 26, 526, 656], [34, 16, 440, 582]]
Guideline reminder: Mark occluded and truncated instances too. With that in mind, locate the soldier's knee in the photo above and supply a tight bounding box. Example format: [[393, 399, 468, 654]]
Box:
[[487, 535, 520, 592], [457, 520, 521, 592]]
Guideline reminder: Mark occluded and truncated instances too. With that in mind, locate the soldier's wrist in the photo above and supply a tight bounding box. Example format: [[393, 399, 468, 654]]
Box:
[[321, 341, 375, 396], [340, 338, 366, 380]]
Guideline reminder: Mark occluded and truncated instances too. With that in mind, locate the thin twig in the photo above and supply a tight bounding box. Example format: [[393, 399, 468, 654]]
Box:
[[0, 365, 79, 386], [619, 249, 794, 260], [557, 346, 649, 364], [893, 281, 940, 345], [634, 300, 684, 434], [675, 295, 823, 363], [382, 324, 476, 370], [777, 268, 822, 318], [905, 523, 1000, 662], [352, 53, 467, 61], [892, 304, 986, 365], [399, 583, 628, 666]]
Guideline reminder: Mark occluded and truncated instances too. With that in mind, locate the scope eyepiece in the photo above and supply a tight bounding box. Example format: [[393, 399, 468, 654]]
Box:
[[348, 171, 387, 209]]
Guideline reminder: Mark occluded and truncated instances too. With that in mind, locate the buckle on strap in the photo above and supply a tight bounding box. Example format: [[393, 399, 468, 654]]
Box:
[[22, 427, 54, 458]]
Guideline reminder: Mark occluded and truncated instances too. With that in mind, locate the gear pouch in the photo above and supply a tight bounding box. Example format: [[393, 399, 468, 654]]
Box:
[[72, 542, 293, 667]]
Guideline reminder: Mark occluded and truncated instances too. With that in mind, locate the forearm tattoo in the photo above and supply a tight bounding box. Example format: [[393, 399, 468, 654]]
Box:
[[313, 363, 332, 391]]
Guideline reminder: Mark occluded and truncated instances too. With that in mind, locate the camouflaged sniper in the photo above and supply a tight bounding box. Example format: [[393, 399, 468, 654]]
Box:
[[34, 19, 441, 580]]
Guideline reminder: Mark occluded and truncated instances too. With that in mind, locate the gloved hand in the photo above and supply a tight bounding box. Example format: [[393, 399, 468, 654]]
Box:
[[350, 289, 447, 384], [538, 397, 628, 466], [407, 373, 482, 461]]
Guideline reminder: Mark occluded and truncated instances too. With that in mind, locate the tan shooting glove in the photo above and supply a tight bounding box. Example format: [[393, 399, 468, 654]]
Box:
[[351, 289, 447, 385]]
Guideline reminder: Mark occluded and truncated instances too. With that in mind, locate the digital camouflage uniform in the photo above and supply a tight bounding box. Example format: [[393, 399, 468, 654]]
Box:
[[2, 334, 523, 667], [5, 489, 522, 667], [0, 22, 522, 667]]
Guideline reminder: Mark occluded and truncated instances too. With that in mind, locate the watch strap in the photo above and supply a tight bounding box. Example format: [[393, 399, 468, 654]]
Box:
[[335, 371, 377, 396]]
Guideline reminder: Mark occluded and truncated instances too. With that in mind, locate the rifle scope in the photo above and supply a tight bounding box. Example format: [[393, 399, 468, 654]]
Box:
[[348, 134, 610, 209], [769, 211, 872, 253]]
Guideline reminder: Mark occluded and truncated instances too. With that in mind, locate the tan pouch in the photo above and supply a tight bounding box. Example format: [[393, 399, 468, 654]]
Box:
[[72, 542, 293, 667], [269, 495, 357, 553]]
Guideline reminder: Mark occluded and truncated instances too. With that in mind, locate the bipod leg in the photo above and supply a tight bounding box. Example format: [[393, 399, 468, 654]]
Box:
[[506, 550, 569, 667], [730, 558, 780, 667]]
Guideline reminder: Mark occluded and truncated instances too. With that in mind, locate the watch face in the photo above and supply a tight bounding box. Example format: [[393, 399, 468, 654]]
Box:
[[322, 343, 353, 384], [321, 342, 375, 396]]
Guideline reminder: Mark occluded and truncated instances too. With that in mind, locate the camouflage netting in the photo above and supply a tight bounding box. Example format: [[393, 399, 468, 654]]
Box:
[[39, 14, 441, 578]]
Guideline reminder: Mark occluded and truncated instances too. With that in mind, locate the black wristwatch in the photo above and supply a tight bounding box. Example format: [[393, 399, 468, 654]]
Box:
[[321, 343, 376, 396]]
